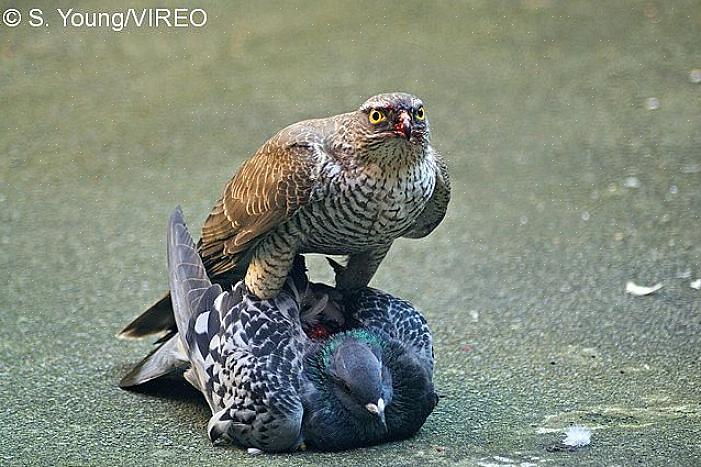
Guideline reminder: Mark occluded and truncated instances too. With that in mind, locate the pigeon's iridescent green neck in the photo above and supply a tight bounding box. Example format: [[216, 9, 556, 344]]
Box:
[[319, 329, 384, 368]]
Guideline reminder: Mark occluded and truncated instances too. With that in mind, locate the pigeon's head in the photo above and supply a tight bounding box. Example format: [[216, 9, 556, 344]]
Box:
[[323, 330, 393, 429], [357, 92, 429, 150]]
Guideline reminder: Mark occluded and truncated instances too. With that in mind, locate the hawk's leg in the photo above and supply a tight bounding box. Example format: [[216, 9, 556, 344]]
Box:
[[245, 229, 302, 300], [335, 244, 392, 291]]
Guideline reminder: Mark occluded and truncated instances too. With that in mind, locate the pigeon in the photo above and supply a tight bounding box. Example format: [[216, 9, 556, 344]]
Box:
[[120, 92, 450, 339], [120, 207, 437, 452], [311, 259, 437, 445]]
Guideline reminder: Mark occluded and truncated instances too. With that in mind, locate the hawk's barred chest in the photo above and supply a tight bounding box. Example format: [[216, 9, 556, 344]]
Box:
[[293, 147, 437, 254]]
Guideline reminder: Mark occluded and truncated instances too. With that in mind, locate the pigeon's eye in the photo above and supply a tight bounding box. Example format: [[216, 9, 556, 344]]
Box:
[[331, 373, 353, 393], [415, 106, 425, 121], [368, 109, 386, 125], [334, 377, 352, 393]]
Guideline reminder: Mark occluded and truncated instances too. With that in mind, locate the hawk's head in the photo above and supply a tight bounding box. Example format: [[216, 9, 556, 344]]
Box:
[[357, 92, 430, 151]]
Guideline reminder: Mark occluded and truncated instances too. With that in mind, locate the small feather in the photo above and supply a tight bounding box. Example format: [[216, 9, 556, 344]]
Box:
[[562, 425, 592, 447], [625, 281, 662, 296]]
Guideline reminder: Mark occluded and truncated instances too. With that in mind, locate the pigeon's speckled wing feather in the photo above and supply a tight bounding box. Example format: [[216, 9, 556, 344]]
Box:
[[200, 284, 310, 451], [167, 207, 309, 452], [199, 124, 326, 277], [344, 288, 434, 375]]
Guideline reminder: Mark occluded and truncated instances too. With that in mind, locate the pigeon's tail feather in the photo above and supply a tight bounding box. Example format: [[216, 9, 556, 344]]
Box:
[[118, 334, 188, 388], [117, 293, 175, 339]]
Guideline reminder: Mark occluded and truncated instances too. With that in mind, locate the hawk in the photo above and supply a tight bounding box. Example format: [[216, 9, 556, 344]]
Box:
[[121, 92, 449, 339]]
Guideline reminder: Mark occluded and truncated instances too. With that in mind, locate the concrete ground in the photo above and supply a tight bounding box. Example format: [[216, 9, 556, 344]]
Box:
[[1, 1, 699, 465]]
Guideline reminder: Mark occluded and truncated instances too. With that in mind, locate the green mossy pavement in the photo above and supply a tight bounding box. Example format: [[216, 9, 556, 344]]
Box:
[[1, 1, 699, 465]]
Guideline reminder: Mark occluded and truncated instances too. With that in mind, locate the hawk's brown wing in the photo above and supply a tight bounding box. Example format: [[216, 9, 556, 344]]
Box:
[[118, 132, 319, 340], [403, 153, 451, 239], [199, 127, 321, 277]]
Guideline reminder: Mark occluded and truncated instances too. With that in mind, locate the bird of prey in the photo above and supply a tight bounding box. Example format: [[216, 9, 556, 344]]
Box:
[[120, 92, 449, 339], [120, 207, 437, 452]]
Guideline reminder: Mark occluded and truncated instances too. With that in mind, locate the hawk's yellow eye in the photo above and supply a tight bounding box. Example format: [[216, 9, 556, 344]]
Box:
[[415, 106, 425, 121], [368, 109, 386, 125]]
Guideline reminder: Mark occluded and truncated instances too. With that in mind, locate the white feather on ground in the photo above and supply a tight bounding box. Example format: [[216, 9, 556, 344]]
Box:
[[690, 279, 701, 290], [625, 281, 663, 296], [562, 425, 592, 447]]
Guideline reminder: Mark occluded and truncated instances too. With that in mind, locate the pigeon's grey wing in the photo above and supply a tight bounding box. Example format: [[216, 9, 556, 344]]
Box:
[[346, 288, 434, 375], [198, 283, 310, 452], [167, 207, 309, 451], [163, 206, 226, 409], [119, 207, 215, 389], [167, 206, 215, 330], [403, 151, 450, 239]]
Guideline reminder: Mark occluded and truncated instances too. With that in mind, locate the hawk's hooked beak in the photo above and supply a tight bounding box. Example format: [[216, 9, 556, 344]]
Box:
[[393, 110, 412, 139], [365, 398, 387, 430]]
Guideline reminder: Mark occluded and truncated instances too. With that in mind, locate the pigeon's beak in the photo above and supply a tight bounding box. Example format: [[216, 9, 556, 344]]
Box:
[[365, 398, 387, 430], [393, 110, 412, 139]]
